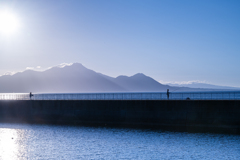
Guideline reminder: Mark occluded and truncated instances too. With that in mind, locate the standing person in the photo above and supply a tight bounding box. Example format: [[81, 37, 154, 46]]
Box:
[[167, 89, 170, 100], [30, 92, 34, 99]]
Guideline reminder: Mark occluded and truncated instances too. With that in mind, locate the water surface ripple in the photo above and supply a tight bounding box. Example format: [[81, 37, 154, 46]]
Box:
[[0, 123, 239, 159]]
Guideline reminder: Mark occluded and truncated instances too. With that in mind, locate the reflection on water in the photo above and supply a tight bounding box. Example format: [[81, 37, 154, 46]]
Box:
[[0, 123, 239, 159], [0, 128, 25, 159]]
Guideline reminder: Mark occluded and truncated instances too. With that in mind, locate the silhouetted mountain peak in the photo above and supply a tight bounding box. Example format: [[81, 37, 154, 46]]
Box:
[[44, 63, 93, 76], [67, 63, 85, 68], [131, 73, 151, 79], [116, 73, 146, 79], [132, 73, 145, 77], [48, 63, 84, 70]]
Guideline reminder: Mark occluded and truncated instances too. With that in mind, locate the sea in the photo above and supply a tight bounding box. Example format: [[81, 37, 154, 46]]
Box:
[[0, 123, 239, 160]]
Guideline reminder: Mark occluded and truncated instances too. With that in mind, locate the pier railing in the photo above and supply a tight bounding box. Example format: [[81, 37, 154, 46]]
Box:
[[0, 91, 240, 100]]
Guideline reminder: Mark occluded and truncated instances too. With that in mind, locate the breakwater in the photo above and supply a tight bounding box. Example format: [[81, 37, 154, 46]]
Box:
[[0, 100, 240, 134]]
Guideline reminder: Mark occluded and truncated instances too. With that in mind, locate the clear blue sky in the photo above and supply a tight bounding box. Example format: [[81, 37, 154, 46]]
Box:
[[0, 0, 240, 86]]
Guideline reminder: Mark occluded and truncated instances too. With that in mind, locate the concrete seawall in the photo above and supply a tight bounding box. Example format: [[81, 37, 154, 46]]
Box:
[[0, 100, 240, 134]]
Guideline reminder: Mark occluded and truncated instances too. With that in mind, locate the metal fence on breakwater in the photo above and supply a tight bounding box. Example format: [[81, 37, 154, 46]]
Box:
[[0, 91, 240, 100]]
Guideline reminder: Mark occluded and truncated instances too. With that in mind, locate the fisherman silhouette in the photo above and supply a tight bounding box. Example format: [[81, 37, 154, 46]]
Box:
[[167, 89, 170, 100], [30, 92, 34, 99]]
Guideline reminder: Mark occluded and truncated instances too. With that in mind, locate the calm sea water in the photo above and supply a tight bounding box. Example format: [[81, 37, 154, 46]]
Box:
[[0, 123, 239, 160]]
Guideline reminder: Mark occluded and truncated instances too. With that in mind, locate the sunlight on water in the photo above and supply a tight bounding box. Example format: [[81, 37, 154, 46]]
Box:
[[0, 128, 23, 159]]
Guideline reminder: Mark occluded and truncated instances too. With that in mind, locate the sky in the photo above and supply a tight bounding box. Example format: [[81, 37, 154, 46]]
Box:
[[0, 0, 240, 87]]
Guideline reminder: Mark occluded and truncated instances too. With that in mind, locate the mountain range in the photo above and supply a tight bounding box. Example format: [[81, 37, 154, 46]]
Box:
[[0, 63, 238, 93]]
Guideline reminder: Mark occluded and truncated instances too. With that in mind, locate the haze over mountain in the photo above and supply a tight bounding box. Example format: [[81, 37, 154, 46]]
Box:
[[0, 63, 237, 93]]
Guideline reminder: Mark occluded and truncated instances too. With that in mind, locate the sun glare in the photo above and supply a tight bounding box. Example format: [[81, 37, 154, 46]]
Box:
[[0, 9, 20, 35]]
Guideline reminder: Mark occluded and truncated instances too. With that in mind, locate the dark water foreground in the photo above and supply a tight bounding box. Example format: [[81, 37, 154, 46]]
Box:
[[0, 100, 240, 134], [0, 123, 240, 159]]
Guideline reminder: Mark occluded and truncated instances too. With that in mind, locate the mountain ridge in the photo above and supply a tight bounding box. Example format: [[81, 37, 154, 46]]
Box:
[[0, 63, 234, 93]]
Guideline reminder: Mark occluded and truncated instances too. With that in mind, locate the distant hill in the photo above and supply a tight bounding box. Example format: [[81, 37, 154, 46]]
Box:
[[113, 73, 170, 92], [0, 63, 222, 93], [166, 82, 240, 90]]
